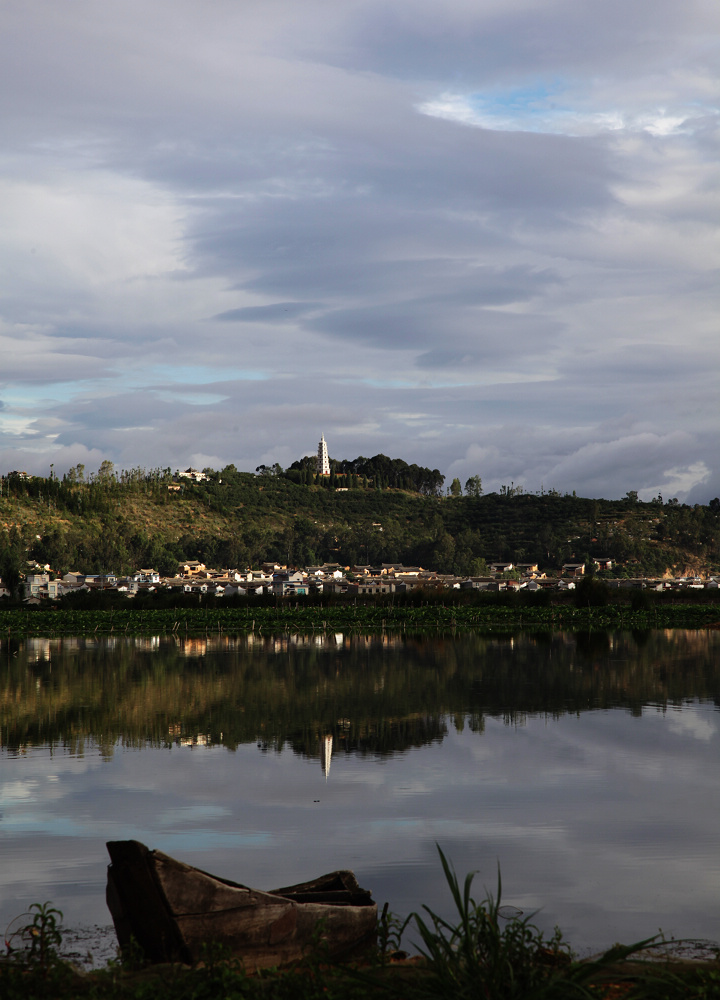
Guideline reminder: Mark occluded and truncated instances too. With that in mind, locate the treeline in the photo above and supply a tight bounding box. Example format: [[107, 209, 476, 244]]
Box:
[[286, 452, 445, 494], [1, 464, 719, 582], [1, 464, 174, 516]]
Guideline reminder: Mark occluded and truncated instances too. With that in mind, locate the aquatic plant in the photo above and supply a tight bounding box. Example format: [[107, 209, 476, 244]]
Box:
[[376, 902, 412, 965], [4, 901, 64, 973], [408, 849, 573, 998], [406, 847, 676, 1000]]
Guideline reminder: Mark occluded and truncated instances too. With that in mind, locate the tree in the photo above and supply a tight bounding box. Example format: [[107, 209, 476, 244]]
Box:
[[574, 577, 610, 608], [97, 460, 115, 483], [432, 530, 456, 573], [624, 490, 639, 503], [64, 463, 85, 484], [464, 475, 482, 497], [500, 482, 523, 497], [0, 528, 25, 598], [449, 478, 462, 497], [470, 556, 488, 576]]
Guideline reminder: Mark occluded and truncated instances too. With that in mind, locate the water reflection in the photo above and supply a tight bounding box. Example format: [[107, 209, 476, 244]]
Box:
[[3, 630, 720, 760], [2, 630, 720, 957]]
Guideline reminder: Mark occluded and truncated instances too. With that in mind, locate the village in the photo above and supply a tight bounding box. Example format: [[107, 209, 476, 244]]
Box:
[[13, 557, 719, 603]]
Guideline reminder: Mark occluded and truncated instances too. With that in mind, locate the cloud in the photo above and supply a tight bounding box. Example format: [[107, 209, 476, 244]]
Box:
[[667, 708, 716, 743], [445, 425, 716, 501], [541, 433, 705, 498], [0, 0, 717, 500], [213, 302, 320, 323]]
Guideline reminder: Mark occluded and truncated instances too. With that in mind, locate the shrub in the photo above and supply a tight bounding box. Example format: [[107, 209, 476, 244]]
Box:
[[574, 577, 610, 608]]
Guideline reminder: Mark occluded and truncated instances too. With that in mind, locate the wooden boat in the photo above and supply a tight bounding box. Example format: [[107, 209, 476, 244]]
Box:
[[106, 840, 377, 969]]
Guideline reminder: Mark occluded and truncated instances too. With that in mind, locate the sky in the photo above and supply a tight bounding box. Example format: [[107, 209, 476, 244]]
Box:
[[1, 0, 718, 501]]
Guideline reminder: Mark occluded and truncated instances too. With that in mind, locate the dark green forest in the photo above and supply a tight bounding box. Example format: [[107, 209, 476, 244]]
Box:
[[0, 460, 719, 583]]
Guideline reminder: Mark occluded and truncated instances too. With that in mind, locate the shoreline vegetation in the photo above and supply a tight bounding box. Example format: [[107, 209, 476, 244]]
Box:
[[2, 850, 718, 1000], [2, 597, 720, 636]]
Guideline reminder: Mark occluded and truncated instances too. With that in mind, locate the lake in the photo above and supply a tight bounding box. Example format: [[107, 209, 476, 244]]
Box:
[[2, 628, 719, 962]]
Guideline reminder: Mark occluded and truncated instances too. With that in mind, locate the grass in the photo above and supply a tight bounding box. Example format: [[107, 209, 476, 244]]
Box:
[[409, 850, 574, 998], [401, 848, 706, 1000], [2, 849, 718, 999]]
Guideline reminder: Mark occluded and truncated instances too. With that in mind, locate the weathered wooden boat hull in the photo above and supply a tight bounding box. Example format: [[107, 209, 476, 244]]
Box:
[[106, 840, 377, 969]]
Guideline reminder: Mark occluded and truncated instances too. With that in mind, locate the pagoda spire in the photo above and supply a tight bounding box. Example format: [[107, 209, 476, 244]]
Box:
[[317, 433, 330, 476]]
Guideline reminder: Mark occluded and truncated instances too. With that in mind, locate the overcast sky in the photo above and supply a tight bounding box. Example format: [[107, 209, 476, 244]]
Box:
[[1, 0, 718, 501]]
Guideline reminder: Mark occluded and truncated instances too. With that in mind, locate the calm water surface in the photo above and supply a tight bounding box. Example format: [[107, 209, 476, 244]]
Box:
[[2, 629, 719, 959]]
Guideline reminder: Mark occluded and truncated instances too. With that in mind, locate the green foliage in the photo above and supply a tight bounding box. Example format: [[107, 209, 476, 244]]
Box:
[[574, 577, 611, 607], [0, 527, 25, 597], [97, 460, 116, 483], [621, 964, 720, 1000], [25, 902, 63, 970], [4, 902, 65, 979], [376, 903, 412, 965], [464, 475, 482, 497], [500, 483, 524, 498], [408, 848, 677, 1000], [410, 849, 572, 999], [1, 466, 719, 581], [289, 452, 445, 495], [631, 590, 654, 612]]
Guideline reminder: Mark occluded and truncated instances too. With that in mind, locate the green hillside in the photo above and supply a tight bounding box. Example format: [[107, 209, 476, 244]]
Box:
[[1, 464, 719, 583]]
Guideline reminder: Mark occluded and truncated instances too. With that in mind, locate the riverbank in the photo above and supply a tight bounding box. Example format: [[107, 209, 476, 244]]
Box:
[[3, 856, 719, 1000], [4, 893, 719, 1000], [4, 951, 720, 1000], [2, 601, 720, 636]]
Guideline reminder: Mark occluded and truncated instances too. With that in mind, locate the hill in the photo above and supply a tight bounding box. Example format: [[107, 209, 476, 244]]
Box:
[[0, 464, 719, 583]]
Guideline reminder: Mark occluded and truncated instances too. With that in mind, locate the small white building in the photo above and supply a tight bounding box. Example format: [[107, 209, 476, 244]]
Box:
[[24, 573, 49, 599], [177, 467, 209, 482]]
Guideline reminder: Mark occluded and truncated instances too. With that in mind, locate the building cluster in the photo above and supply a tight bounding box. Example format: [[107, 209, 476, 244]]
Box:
[[6, 558, 718, 603]]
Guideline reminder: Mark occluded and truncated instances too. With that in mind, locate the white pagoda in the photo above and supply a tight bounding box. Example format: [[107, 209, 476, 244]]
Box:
[[317, 433, 330, 476], [321, 734, 333, 780]]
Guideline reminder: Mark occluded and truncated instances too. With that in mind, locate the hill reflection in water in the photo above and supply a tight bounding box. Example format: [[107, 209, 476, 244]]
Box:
[[3, 630, 720, 759]]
